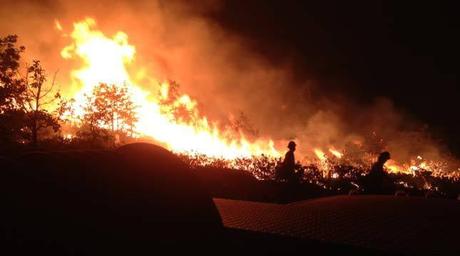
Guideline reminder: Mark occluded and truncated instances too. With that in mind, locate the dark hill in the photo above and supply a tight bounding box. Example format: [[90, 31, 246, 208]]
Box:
[[1, 143, 222, 255]]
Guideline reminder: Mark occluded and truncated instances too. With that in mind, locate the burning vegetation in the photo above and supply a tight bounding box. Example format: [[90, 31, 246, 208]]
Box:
[[1, 17, 460, 197]]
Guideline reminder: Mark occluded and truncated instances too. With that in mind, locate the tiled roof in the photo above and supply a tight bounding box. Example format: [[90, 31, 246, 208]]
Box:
[[215, 195, 460, 255]]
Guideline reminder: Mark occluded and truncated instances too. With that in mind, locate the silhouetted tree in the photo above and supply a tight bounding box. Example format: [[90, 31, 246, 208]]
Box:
[[76, 122, 113, 148], [81, 83, 137, 143], [22, 60, 60, 146], [0, 35, 65, 147], [0, 35, 27, 145], [0, 35, 26, 111], [54, 96, 75, 124]]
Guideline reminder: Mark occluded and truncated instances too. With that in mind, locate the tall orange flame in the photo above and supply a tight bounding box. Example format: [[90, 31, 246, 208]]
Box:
[[61, 18, 280, 159]]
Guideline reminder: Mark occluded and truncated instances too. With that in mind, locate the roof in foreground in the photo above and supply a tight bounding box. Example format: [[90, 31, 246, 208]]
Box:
[[215, 195, 460, 255]]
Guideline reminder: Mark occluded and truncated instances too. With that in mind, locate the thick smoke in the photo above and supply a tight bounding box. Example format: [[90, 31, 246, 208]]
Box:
[[0, 0, 456, 168]]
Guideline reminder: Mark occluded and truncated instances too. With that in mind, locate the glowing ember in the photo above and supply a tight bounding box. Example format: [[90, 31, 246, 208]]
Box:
[[54, 19, 63, 31]]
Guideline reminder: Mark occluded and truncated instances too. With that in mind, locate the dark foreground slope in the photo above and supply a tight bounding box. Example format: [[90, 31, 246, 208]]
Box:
[[1, 143, 223, 255], [1, 143, 459, 255]]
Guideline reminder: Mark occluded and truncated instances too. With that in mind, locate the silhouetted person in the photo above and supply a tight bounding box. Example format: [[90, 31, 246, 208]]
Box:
[[276, 141, 305, 202], [283, 141, 297, 175], [366, 151, 394, 194], [275, 141, 295, 181]]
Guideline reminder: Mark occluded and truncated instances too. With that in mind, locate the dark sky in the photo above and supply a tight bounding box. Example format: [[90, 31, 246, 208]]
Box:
[[207, 1, 460, 154]]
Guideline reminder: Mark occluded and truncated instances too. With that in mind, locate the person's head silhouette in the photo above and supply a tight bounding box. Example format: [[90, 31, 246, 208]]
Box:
[[288, 141, 296, 151], [378, 151, 391, 163]]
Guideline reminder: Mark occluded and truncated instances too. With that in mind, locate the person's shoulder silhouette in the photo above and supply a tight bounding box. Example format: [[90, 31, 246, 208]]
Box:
[[276, 141, 297, 182], [283, 141, 296, 170], [370, 151, 390, 175], [367, 151, 392, 194]]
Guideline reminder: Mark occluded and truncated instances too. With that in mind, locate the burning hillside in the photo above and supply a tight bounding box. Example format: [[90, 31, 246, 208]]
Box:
[[58, 18, 279, 159], [51, 17, 460, 180], [0, 0, 459, 182]]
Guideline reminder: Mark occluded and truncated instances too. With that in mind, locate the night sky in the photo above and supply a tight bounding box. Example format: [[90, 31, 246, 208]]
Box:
[[207, 1, 460, 154]]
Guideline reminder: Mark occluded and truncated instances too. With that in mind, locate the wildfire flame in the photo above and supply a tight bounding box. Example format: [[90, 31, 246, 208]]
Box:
[[60, 18, 280, 159], [55, 18, 459, 179], [314, 148, 327, 162], [329, 148, 343, 159]]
